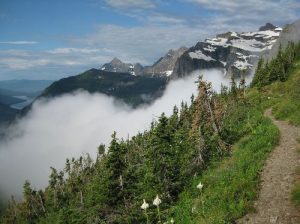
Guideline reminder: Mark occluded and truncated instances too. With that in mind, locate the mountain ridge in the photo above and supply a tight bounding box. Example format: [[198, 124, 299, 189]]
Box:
[[99, 23, 282, 80], [39, 69, 167, 107], [100, 46, 188, 77]]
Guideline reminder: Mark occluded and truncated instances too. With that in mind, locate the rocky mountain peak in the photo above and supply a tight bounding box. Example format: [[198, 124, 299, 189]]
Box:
[[259, 23, 277, 31], [110, 57, 123, 65]]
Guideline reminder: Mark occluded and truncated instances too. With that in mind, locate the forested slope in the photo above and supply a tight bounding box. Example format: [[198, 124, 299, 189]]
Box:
[[1, 42, 299, 224]]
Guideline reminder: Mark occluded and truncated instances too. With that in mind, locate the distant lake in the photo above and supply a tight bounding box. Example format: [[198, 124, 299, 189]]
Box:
[[10, 96, 33, 110]]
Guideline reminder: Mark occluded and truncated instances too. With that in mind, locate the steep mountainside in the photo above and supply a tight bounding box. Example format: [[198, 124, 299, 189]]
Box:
[[263, 19, 300, 60], [172, 23, 282, 78], [40, 69, 167, 107]]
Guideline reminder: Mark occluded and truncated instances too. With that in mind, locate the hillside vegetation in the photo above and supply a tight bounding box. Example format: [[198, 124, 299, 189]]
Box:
[[1, 42, 299, 224]]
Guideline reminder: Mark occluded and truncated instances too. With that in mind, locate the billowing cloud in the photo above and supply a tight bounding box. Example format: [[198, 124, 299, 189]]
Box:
[[0, 69, 229, 198]]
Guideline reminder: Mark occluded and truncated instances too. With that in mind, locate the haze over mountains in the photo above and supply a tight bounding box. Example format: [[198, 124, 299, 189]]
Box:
[[0, 80, 53, 124]]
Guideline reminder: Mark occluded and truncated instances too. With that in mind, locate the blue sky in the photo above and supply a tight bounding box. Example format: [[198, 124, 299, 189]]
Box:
[[0, 0, 299, 80]]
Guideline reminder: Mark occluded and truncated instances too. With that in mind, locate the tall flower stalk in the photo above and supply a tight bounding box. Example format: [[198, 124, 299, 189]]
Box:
[[141, 199, 150, 224], [197, 182, 204, 216], [153, 194, 162, 223]]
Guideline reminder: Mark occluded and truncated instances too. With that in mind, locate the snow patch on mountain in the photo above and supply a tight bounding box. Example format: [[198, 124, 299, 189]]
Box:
[[172, 23, 282, 78], [189, 50, 216, 61]]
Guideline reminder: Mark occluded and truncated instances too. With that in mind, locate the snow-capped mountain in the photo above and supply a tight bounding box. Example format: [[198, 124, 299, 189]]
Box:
[[100, 46, 188, 77], [172, 23, 282, 78]]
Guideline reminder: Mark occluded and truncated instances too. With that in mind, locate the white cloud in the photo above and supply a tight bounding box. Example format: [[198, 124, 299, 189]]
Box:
[[0, 48, 112, 72], [105, 0, 156, 9], [47, 48, 100, 54], [148, 13, 186, 25], [0, 41, 38, 45], [71, 24, 211, 65], [0, 58, 49, 70]]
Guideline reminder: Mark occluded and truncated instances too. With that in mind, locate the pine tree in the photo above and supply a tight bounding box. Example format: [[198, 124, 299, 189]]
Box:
[[251, 58, 264, 87], [104, 132, 127, 205], [230, 75, 238, 96]]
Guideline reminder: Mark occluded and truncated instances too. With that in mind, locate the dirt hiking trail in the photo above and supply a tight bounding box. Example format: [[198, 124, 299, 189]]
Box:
[[237, 108, 300, 224]]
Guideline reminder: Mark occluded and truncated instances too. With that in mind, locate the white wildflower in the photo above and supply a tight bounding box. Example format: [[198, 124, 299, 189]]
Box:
[[192, 206, 196, 213], [170, 217, 175, 223], [197, 182, 203, 190], [153, 194, 161, 206], [141, 199, 149, 210]]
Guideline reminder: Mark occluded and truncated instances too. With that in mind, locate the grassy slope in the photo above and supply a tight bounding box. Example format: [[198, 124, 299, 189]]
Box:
[[171, 57, 300, 223], [172, 109, 279, 223], [268, 66, 300, 126]]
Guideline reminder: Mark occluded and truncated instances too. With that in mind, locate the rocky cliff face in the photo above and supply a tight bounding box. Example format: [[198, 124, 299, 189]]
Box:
[[142, 47, 188, 76], [172, 23, 282, 78]]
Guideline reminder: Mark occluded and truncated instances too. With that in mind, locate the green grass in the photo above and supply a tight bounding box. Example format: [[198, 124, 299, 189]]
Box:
[[267, 58, 300, 126], [171, 110, 279, 224], [246, 57, 300, 126]]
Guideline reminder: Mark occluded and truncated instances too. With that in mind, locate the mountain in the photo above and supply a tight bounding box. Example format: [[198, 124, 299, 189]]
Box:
[[100, 47, 188, 77], [40, 69, 167, 107], [171, 23, 282, 78]]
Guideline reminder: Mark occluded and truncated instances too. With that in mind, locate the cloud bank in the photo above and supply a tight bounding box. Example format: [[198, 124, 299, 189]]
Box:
[[0, 69, 228, 198]]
